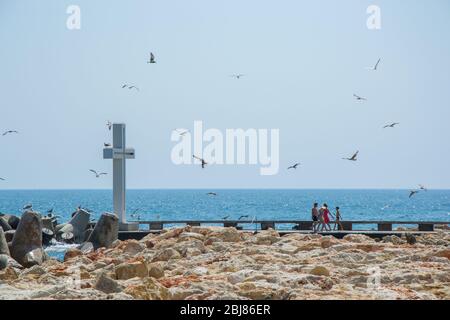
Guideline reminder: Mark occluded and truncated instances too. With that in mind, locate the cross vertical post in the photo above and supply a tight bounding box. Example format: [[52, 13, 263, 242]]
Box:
[[103, 123, 136, 230]]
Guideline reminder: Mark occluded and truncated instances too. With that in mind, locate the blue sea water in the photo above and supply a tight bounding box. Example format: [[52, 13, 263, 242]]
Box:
[[1, 189, 449, 225], [2, 189, 449, 260]]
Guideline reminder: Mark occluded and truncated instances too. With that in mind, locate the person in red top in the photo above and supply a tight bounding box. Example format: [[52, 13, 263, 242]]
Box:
[[321, 203, 331, 231]]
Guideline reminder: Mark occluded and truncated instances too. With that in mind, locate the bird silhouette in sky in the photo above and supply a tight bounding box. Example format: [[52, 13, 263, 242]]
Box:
[[366, 58, 381, 71], [193, 155, 207, 169], [147, 52, 156, 64], [287, 163, 301, 170], [383, 122, 400, 128], [89, 169, 107, 178], [342, 151, 359, 161], [353, 94, 367, 101], [2, 130, 18, 136]]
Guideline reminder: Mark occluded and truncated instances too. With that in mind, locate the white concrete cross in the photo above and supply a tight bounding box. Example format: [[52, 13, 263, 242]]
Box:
[[103, 123, 135, 225]]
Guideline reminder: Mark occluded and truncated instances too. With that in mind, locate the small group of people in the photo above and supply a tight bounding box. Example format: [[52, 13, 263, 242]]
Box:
[[311, 203, 343, 232]]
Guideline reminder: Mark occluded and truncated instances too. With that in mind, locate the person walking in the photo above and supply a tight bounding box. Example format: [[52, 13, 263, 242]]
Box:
[[311, 203, 319, 232], [321, 203, 331, 231], [333, 206, 344, 231]]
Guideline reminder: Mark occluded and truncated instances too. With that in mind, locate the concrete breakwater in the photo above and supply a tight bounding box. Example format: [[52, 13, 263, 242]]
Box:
[[0, 209, 119, 270], [0, 212, 450, 300]]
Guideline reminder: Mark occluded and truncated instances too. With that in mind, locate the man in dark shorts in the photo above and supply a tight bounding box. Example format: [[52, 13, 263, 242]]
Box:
[[311, 203, 319, 232]]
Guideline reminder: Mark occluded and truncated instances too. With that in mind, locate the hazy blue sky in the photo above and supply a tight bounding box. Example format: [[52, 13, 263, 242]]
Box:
[[0, 0, 449, 189]]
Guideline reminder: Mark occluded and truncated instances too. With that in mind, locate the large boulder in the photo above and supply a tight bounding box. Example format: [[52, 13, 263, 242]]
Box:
[[56, 210, 90, 244], [10, 211, 47, 268], [0, 214, 20, 229], [68, 209, 90, 243], [0, 217, 12, 232], [0, 227, 10, 256], [86, 213, 119, 250]]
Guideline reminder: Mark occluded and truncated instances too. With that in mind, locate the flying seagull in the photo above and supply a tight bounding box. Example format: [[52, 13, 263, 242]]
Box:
[[222, 215, 230, 220], [230, 74, 245, 79], [0, 177, 5, 181], [89, 169, 107, 178], [366, 58, 381, 71], [193, 155, 207, 169], [409, 190, 420, 198], [353, 94, 367, 101], [104, 143, 111, 147], [147, 52, 156, 64], [128, 85, 139, 91], [174, 129, 189, 137], [2, 130, 18, 136], [107, 121, 112, 131], [383, 122, 400, 129], [121, 84, 139, 91], [419, 184, 428, 191], [207, 192, 217, 196], [239, 215, 249, 220], [287, 163, 301, 170], [23, 204, 32, 210], [342, 151, 359, 161]]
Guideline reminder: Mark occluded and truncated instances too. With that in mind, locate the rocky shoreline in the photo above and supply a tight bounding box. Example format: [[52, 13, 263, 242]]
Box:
[[1, 210, 450, 300]]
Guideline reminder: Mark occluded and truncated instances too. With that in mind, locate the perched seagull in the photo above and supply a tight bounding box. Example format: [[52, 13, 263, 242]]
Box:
[[409, 190, 420, 198], [383, 122, 400, 129], [239, 215, 249, 220], [23, 204, 32, 210], [353, 94, 367, 101], [89, 169, 107, 178], [130, 209, 142, 220], [147, 52, 156, 64], [230, 74, 245, 79], [419, 184, 428, 191], [287, 163, 301, 170], [207, 192, 217, 196], [193, 155, 207, 169], [2, 130, 18, 136], [104, 143, 111, 147], [107, 121, 112, 131], [222, 215, 230, 220], [342, 151, 359, 161], [366, 58, 381, 71]]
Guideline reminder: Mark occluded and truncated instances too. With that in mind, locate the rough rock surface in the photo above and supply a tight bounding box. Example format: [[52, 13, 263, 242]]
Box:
[[0, 226, 449, 300], [10, 211, 47, 268]]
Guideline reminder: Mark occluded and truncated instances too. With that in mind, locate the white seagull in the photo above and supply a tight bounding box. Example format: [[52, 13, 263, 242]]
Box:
[[174, 129, 189, 137], [342, 151, 359, 161], [2, 130, 19, 136], [383, 122, 400, 129], [353, 94, 367, 101], [366, 58, 381, 71], [89, 169, 107, 178], [193, 155, 207, 169], [287, 163, 301, 170], [147, 52, 156, 64], [230, 74, 245, 79]]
